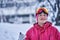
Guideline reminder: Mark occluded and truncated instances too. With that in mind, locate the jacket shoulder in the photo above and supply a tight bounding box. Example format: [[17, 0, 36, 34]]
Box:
[[26, 26, 35, 34], [50, 26, 58, 31], [49, 26, 59, 34]]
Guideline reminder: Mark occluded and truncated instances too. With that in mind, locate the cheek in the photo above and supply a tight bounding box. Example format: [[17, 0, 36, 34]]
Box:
[[44, 17, 48, 20], [37, 17, 41, 22], [36, 15, 41, 20]]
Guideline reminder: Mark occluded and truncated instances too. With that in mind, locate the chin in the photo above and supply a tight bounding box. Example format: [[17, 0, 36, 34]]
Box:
[[40, 20, 47, 23]]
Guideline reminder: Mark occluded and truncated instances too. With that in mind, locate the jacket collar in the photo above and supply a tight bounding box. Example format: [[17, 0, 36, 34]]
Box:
[[34, 21, 52, 30]]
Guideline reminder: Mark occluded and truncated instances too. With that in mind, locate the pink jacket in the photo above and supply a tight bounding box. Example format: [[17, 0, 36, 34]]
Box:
[[25, 22, 60, 40]]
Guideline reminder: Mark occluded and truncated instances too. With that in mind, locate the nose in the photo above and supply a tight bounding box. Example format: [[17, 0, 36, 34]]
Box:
[[41, 15, 45, 18]]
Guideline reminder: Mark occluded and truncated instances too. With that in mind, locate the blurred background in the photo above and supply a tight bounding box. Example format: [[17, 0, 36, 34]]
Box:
[[0, 0, 60, 40]]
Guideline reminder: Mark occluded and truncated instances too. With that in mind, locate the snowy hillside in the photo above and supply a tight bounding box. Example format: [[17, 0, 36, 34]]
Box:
[[0, 23, 32, 40]]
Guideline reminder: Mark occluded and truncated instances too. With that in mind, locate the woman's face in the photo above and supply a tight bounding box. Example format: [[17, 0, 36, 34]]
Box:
[[37, 12, 48, 24]]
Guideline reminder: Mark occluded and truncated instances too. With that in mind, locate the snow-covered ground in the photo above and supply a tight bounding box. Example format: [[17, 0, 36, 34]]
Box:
[[0, 23, 33, 40]]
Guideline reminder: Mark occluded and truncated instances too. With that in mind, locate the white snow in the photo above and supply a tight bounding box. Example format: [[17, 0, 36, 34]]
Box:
[[0, 23, 32, 40]]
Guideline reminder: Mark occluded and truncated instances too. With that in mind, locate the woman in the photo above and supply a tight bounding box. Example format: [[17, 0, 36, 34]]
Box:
[[25, 7, 60, 40]]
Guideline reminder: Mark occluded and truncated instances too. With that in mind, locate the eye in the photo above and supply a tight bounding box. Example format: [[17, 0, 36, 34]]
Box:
[[44, 14, 47, 16], [39, 14, 42, 16]]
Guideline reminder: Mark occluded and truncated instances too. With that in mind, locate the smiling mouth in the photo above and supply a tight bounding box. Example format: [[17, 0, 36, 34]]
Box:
[[40, 19, 45, 20]]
